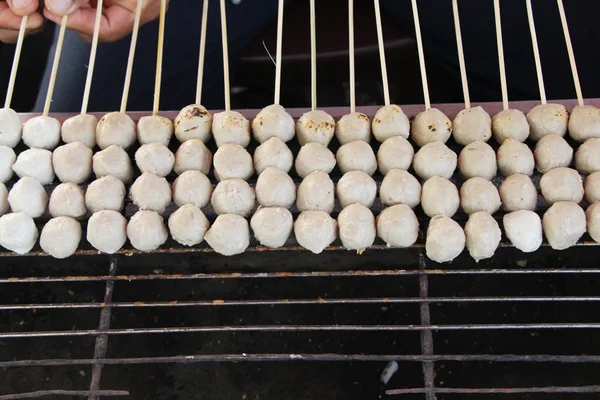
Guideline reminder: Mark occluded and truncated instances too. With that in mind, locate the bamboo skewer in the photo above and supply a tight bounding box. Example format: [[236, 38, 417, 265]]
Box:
[[452, 0, 470, 109], [152, 0, 167, 116], [43, 15, 68, 117], [493, 0, 509, 111], [310, 0, 317, 111], [373, 0, 390, 107], [411, 0, 431, 110], [348, 0, 356, 114], [4, 16, 28, 109], [220, 0, 231, 111], [195, 0, 210, 106], [556, 0, 583, 107], [525, 0, 547, 105], [274, 0, 284, 105], [120, 0, 144, 113], [80, 0, 104, 115]]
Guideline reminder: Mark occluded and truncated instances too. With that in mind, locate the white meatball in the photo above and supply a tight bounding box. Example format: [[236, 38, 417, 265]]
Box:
[[135, 143, 175, 177], [12, 148, 54, 185], [527, 103, 568, 141], [296, 109, 335, 146], [87, 210, 127, 254], [492, 109, 530, 144], [452, 106, 492, 145], [377, 204, 419, 248], [335, 112, 371, 144], [61, 114, 97, 149], [336, 141, 377, 175], [294, 210, 337, 254], [372, 104, 410, 142], [253, 137, 293, 175], [96, 112, 136, 150], [92, 145, 134, 183], [172, 170, 213, 208], [534, 134, 573, 173], [85, 176, 126, 213], [426, 215, 465, 263], [0, 212, 37, 254], [130, 172, 172, 214], [586, 201, 600, 243], [0, 146, 15, 183], [585, 171, 600, 204], [174, 138, 212, 175], [380, 169, 422, 208], [49, 183, 86, 218], [174, 104, 212, 143], [497, 138, 535, 176], [377, 136, 414, 175], [336, 171, 376, 208], [540, 167, 584, 205], [40, 217, 81, 259], [575, 138, 600, 174], [296, 171, 335, 213], [411, 108, 452, 147], [0, 107, 22, 148], [460, 177, 501, 215], [503, 210, 542, 253], [250, 207, 293, 248], [127, 210, 168, 252], [568, 105, 600, 142], [295, 143, 336, 178], [255, 167, 295, 208], [212, 110, 250, 148], [464, 211, 501, 262], [543, 201, 586, 250], [458, 140, 497, 180], [0, 183, 7, 216], [421, 176, 460, 218], [137, 115, 173, 146], [168, 204, 210, 246], [8, 177, 47, 218], [52, 142, 93, 184], [499, 174, 538, 212], [22, 116, 60, 150], [211, 179, 255, 216], [252, 104, 295, 143], [338, 203, 376, 251], [204, 214, 250, 256], [213, 143, 254, 181], [413, 141, 457, 180]]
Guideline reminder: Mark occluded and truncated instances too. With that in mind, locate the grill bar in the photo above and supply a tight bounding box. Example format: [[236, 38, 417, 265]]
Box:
[[418, 254, 437, 400], [386, 386, 600, 395], [0, 390, 129, 399]]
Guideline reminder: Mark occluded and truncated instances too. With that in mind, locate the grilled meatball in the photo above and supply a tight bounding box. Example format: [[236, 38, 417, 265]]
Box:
[[61, 114, 97, 148], [460, 177, 501, 215], [413, 141, 457, 180], [492, 109, 530, 144], [174, 138, 212, 176], [130, 172, 172, 214], [252, 104, 295, 143], [376, 204, 419, 248], [452, 106, 492, 145], [96, 112, 136, 150], [168, 204, 210, 247], [137, 115, 173, 146], [372, 104, 410, 142], [336, 170, 377, 208], [52, 142, 93, 184], [250, 207, 293, 249], [87, 210, 127, 254], [379, 169, 421, 208], [421, 176, 460, 218], [93, 145, 134, 183], [174, 104, 212, 143], [211, 179, 255, 216], [542, 201, 586, 250], [534, 134, 573, 173], [540, 167, 583, 205], [40, 216, 81, 259], [464, 211, 501, 262], [499, 174, 538, 212], [0, 212, 38, 254], [8, 177, 47, 218], [568, 105, 600, 143], [503, 210, 542, 253], [426, 215, 465, 263], [497, 138, 535, 176], [458, 140, 497, 181], [49, 183, 87, 218], [205, 214, 250, 256], [23, 115, 61, 150], [255, 167, 296, 209], [377, 136, 414, 175], [335, 112, 371, 145], [172, 170, 213, 208], [85, 176, 126, 213], [296, 109, 335, 146], [295, 142, 335, 178], [526, 103, 568, 141], [13, 148, 54, 185], [213, 143, 254, 181], [212, 110, 250, 148], [411, 108, 452, 147], [294, 210, 337, 254], [254, 137, 294, 175]]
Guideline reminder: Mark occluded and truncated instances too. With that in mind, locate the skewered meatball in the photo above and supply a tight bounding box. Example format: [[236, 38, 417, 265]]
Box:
[[212, 110, 250, 148], [526, 103, 568, 141], [12, 148, 54, 185], [127, 210, 168, 252], [534, 134, 573, 173], [92, 145, 134, 183], [8, 177, 47, 218], [338, 203, 376, 251], [168, 204, 210, 247], [296, 171, 335, 213], [174, 104, 212, 143], [254, 137, 293, 175], [492, 109, 530, 144], [499, 174, 537, 212], [411, 108, 452, 147], [22, 116, 60, 150], [376, 204, 419, 248], [421, 176, 460, 218], [173, 138, 212, 176], [413, 141, 457, 180], [377, 136, 414, 175], [61, 114, 97, 148], [568, 105, 600, 142], [586, 201, 600, 243], [172, 170, 213, 208], [40, 217, 81, 259], [130, 172, 172, 214], [585, 171, 600, 204], [0, 183, 7, 216], [464, 211, 501, 262], [250, 207, 293, 249], [542, 201, 586, 250], [336, 140, 377, 175], [503, 210, 542, 253], [137, 115, 173, 146], [295, 142, 336, 178], [52, 142, 93, 184], [0, 107, 22, 148], [49, 183, 86, 218], [458, 140, 497, 180], [85, 176, 126, 213], [575, 138, 600, 174], [205, 214, 250, 256], [379, 169, 421, 208], [0, 146, 15, 183], [335, 112, 371, 144], [372, 104, 410, 142], [296, 109, 335, 146], [426, 215, 465, 263], [0, 212, 38, 254], [336, 170, 377, 208], [213, 143, 254, 181], [294, 210, 337, 254], [460, 177, 501, 215], [211, 179, 255, 216], [135, 143, 175, 177], [497, 138, 535, 176], [87, 210, 127, 254], [452, 106, 492, 145], [540, 167, 583, 205], [96, 112, 136, 150], [252, 104, 295, 143], [255, 167, 296, 209]]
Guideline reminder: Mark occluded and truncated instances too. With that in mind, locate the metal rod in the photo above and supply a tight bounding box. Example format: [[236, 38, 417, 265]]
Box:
[[418, 254, 437, 400], [0, 390, 129, 399], [387, 386, 600, 395]]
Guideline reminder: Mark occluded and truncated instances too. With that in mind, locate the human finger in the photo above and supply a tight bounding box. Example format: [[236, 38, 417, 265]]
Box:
[[44, 0, 88, 16], [6, 0, 40, 17]]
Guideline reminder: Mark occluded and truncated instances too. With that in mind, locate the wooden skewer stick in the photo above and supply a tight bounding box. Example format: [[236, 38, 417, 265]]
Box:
[[525, 0, 547, 105], [43, 15, 68, 117], [411, 0, 431, 110], [80, 0, 104, 115], [557, 0, 583, 107], [452, 0, 470, 109], [153, 0, 167, 116], [4, 16, 28, 109], [348, 0, 356, 113], [120, 0, 144, 113], [274, 0, 284, 105], [373, 0, 390, 106], [310, 0, 317, 111], [195, 0, 210, 106], [220, 0, 231, 112], [493, 0, 509, 111]]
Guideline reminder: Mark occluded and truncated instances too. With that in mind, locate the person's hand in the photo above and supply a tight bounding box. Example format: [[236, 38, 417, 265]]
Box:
[[0, 1, 44, 43], [43, 0, 165, 43]]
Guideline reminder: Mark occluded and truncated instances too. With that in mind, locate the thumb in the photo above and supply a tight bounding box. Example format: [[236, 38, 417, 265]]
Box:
[[44, 0, 88, 16]]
